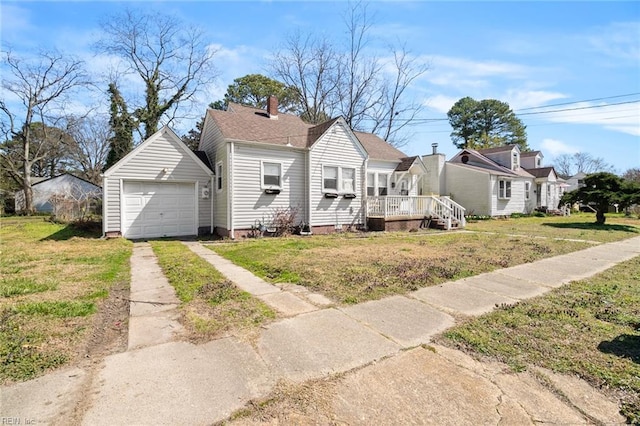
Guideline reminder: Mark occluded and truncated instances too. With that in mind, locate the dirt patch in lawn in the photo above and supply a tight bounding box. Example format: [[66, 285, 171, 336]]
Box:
[[79, 279, 130, 362]]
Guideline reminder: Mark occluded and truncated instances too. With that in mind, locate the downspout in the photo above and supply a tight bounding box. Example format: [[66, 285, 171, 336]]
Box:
[[489, 175, 494, 216], [228, 141, 235, 239], [306, 148, 312, 228], [210, 174, 214, 235], [101, 174, 107, 238], [363, 158, 368, 230]]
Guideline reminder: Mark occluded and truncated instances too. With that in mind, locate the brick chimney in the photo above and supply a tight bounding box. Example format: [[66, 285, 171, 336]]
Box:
[[267, 95, 278, 119]]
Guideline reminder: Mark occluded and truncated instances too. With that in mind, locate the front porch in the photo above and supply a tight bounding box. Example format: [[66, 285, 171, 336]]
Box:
[[366, 195, 466, 231]]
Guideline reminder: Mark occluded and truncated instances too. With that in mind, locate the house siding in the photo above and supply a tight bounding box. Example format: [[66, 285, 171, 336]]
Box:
[[104, 130, 213, 235], [309, 123, 366, 228], [214, 144, 228, 230], [199, 115, 228, 231], [489, 176, 527, 216], [231, 143, 306, 230], [445, 163, 491, 215]]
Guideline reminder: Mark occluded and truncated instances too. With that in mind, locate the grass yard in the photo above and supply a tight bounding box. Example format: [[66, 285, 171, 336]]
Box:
[[210, 214, 639, 305], [210, 234, 591, 305], [149, 241, 275, 341], [466, 212, 640, 243], [438, 256, 640, 423], [0, 217, 132, 384]]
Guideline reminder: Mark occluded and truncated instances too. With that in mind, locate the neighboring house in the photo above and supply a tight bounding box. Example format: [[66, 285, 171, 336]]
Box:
[[15, 174, 102, 217], [565, 172, 587, 193], [102, 127, 214, 239], [421, 144, 564, 216]]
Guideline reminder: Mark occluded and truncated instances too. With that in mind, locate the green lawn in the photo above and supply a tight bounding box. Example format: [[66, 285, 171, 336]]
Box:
[[439, 256, 640, 423], [465, 212, 640, 242], [149, 241, 275, 340], [209, 215, 636, 304], [0, 217, 131, 383]]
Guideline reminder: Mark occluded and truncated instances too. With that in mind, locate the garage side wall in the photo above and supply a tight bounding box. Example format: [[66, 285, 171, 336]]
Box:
[[104, 131, 213, 236]]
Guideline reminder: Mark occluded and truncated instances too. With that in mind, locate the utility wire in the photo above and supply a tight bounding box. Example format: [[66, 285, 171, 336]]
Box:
[[515, 92, 640, 111], [517, 99, 640, 116]]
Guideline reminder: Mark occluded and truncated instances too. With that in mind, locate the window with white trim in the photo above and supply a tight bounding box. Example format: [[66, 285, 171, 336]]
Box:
[[262, 161, 282, 188], [216, 161, 223, 192], [525, 182, 531, 200], [367, 172, 375, 196], [342, 168, 355, 193], [323, 166, 338, 192], [499, 179, 511, 199], [378, 174, 388, 196]]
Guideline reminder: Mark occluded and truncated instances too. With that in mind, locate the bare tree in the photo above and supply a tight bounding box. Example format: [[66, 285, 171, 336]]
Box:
[[0, 49, 89, 213], [49, 181, 102, 222], [554, 152, 615, 177], [96, 9, 219, 140], [369, 46, 427, 145], [271, 31, 340, 124], [65, 115, 111, 185], [270, 2, 427, 146], [337, 2, 382, 130]]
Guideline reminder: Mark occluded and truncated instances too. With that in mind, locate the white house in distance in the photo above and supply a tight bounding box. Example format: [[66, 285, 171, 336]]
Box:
[[422, 144, 564, 216], [15, 173, 101, 215]]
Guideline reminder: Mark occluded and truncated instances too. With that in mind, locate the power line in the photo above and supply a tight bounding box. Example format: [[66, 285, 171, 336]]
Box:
[[515, 92, 640, 111], [358, 97, 640, 124], [517, 99, 640, 116]]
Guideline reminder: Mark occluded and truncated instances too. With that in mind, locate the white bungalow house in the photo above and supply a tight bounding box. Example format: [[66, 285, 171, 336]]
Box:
[[199, 97, 465, 238], [101, 97, 466, 239], [421, 144, 564, 216]]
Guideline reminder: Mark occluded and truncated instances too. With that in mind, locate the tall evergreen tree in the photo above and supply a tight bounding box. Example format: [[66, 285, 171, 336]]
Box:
[[448, 97, 529, 151], [104, 83, 135, 171]]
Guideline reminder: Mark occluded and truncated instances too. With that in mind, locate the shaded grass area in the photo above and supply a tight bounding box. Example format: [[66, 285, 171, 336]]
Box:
[[465, 212, 640, 243], [211, 232, 592, 304], [149, 241, 275, 340], [0, 217, 132, 383], [438, 256, 640, 423]]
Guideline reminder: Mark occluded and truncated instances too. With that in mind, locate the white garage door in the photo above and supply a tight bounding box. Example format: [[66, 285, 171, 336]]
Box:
[[123, 181, 197, 239]]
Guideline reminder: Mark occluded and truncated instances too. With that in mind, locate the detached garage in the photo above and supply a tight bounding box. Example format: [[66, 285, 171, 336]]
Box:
[[102, 127, 214, 239]]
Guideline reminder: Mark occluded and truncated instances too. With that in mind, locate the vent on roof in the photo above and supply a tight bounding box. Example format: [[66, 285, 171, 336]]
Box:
[[461, 155, 469, 164]]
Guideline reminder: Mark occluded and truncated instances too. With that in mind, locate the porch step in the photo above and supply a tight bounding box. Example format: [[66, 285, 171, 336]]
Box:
[[430, 218, 462, 230]]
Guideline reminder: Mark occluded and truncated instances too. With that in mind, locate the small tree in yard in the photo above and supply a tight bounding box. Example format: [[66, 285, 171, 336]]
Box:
[[561, 172, 640, 225]]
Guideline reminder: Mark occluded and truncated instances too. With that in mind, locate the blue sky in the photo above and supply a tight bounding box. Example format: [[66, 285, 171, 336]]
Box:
[[2, 1, 639, 173]]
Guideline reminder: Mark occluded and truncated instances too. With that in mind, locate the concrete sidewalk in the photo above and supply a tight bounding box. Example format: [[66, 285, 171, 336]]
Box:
[[2, 235, 638, 425]]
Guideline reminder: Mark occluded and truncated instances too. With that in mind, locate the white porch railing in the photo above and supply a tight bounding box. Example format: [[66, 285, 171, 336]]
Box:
[[366, 195, 466, 230]]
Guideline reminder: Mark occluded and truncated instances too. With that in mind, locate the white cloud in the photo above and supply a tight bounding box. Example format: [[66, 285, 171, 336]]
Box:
[[0, 4, 33, 41], [430, 55, 532, 79], [540, 138, 579, 157], [423, 94, 458, 114], [504, 89, 568, 110], [587, 22, 640, 62]]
